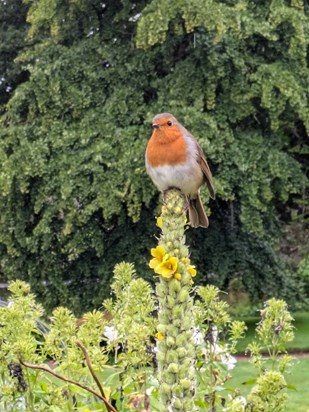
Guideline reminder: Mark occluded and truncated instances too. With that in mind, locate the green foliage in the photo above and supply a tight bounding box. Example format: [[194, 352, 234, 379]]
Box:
[[222, 298, 295, 411], [194, 285, 247, 410], [247, 371, 288, 412], [0, 280, 44, 363], [0, 0, 29, 108], [0, 267, 157, 411], [0, 276, 296, 411], [0, 0, 308, 312], [297, 256, 309, 296], [247, 299, 294, 376], [256, 299, 294, 352], [103, 262, 156, 368]]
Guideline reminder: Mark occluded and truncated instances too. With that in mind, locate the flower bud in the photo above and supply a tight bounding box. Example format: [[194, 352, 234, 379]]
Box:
[[175, 333, 187, 347], [178, 289, 189, 303], [172, 306, 183, 318], [157, 324, 168, 334], [172, 399, 183, 410], [166, 350, 178, 364], [176, 347, 187, 359], [170, 279, 181, 293], [167, 363, 179, 374], [164, 371, 176, 385], [167, 296, 175, 309], [179, 378, 191, 390], [161, 383, 172, 395], [166, 336, 175, 347]]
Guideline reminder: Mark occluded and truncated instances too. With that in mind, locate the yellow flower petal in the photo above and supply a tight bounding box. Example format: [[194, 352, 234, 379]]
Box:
[[182, 257, 190, 264], [151, 245, 166, 259], [156, 216, 163, 228], [149, 245, 167, 269], [174, 273, 182, 281], [187, 265, 197, 277], [149, 258, 160, 269], [155, 256, 179, 278], [156, 332, 164, 340]]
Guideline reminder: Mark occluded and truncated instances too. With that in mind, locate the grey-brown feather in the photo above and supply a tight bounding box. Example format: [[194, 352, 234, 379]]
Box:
[[189, 194, 209, 228], [196, 143, 215, 199]]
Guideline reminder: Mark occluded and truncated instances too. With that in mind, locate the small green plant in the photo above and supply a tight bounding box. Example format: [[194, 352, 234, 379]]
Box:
[[247, 299, 294, 371], [103, 262, 157, 410], [194, 285, 247, 410], [244, 299, 295, 412]]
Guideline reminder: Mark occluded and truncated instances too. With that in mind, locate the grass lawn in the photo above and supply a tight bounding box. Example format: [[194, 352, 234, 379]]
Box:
[[236, 311, 309, 354], [229, 358, 309, 412]]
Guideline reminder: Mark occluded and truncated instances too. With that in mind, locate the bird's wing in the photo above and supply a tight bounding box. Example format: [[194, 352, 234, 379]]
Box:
[[196, 142, 215, 199]]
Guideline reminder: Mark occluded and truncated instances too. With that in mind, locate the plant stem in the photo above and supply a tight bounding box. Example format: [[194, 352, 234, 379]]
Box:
[[75, 341, 108, 404], [19, 357, 118, 412]]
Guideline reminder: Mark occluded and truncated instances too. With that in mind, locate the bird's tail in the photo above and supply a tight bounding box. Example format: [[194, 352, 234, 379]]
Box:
[[188, 194, 209, 228]]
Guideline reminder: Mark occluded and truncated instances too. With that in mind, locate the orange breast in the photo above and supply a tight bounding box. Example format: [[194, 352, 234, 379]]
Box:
[[146, 131, 187, 167]]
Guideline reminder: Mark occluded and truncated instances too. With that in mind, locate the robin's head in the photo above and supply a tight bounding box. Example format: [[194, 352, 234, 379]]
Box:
[[151, 113, 182, 143]]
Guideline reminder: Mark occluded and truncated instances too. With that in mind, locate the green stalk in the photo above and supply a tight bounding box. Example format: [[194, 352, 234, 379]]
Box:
[[150, 189, 197, 411]]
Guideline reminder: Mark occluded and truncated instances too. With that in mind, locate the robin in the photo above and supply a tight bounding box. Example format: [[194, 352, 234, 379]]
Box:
[[145, 113, 215, 228]]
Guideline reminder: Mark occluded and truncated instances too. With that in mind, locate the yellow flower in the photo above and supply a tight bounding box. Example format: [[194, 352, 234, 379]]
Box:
[[182, 257, 190, 264], [174, 273, 182, 281], [156, 216, 163, 228], [187, 265, 197, 277], [149, 245, 167, 269], [155, 256, 179, 278], [156, 332, 164, 340]]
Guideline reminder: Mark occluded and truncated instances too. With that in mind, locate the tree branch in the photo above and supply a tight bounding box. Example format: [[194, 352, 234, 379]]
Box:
[[18, 357, 117, 412], [76, 340, 113, 412]]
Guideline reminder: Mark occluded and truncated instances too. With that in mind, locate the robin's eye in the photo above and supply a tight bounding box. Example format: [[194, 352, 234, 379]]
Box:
[[167, 121, 173, 126]]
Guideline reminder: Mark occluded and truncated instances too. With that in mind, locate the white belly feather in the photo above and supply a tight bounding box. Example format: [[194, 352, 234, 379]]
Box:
[[146, 158, 203, 196], [145, 130, 204, 197]]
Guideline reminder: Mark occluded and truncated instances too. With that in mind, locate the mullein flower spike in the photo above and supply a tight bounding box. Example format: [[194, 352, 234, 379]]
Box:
[[149, 189, 197, 411]]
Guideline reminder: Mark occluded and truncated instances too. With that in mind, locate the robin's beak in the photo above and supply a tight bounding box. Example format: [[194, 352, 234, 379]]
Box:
[[152, 123, 160, 129]]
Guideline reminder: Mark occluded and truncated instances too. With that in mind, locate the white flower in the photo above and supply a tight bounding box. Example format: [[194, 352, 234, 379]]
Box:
[[221, 353, 237, 370], [211, 342, 237, 370], [193, 327, 204, 345], [104, 326, 118, 343]]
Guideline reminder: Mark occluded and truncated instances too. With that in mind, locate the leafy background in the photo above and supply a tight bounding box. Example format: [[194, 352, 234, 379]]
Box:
[[0, 0, 308, 314]]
